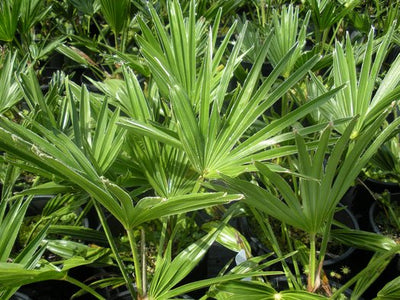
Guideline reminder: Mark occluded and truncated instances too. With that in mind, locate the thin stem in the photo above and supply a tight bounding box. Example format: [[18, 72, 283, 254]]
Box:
[[191, 175, 204, 194], [308, 233, 317, 292], [25, 218, 48, 246], [94, 201, 136, 298], [87, 15, 91, 36], [156, 220, 168, 263], [357, 177, 378, 200], [74, 198, 93, 226], [260, 0, 266, 28], [0, 165, 19, 222], [93, 17, 108, 46], [266, 0, 272, 24], [65, 275, 106, 300], [141, 228, 147, 297], [121, 21, 128, 53], [318, 210, 335, 272], [12, 37, 24, 53], [127, 228, 144, 298], [282, 223, 301, 281], [320, 28, 329, 54], [326, 21, 342, 54], [250, 207, 301, 290], [114, 33, 119, 51]]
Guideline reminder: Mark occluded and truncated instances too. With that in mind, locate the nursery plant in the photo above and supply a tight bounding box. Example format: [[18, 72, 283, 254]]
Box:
[[0, 164, 110, 300], [312, 25, 400, 136], [267, 5, 310, 78], [365, 128, 400, 184], [304, 0, 360, 52], [364, 130, 400, 243], [370, 190, 400, 240], [0, 3, 285, 295], [349, 0, 400, 35], [0, 0, 57, 65], [220, 111, 400, 297], [118, 0, 345, 183], [0, 52, 24, 114], [0, 77, 263, 299], [54, 0, 151, 80]]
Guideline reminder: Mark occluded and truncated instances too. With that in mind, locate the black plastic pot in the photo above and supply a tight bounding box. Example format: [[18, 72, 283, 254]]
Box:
[[364, 194, 400, 298], [94, 211, 125, 235], [19, 266, 103, 300], [10, 292, 32, 300], [206, 243, 236, 278], [351, 179, 400, 231], [174, 249, 210, 299], [240, 61, 273, 77], [241, 204, 359, 270], [365, 178, 400, 194], [108, 288, 133, 300], [270, 275, 361, 299], [26, 195, 53, 216], [357, 180, 400, 232], [24, 195, 90, 231], [39, 53, 65, 85], [369, 194, 400, 235], [325, 205, 360, 268], [110, 290, 194, 300]]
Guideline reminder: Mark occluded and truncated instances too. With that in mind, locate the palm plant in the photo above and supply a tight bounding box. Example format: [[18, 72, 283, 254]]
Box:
[[237, 4, 310, 91], [267, 5, 310, 78], [95, 67, 199, 198], [305, 0, 361, 52], [0, 71, 271, 298], [54, 0, 148, 81], [220, 109, 400, 296], [365, 123, 400, 183], [98, 0, 130, 51], [0, 0, 21, 43], [314, 25, 400, 137], [134, 0, 246, 21], [18, 0, 52, 48], [349, 0, 400, 35], [0, 0, 52, 54], [68, 0, 100, 17], [120, 0, 345, 183], [2, 0, 400, 298], [0, 52, 24, 114], [0, 165, 108, 300]]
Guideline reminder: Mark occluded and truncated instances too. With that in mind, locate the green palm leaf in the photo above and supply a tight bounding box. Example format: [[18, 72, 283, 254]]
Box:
[[131, 0, 342, 180], [210, 280, 328, 299], [99, 0, 130, 35], [267, 5, 310, 77], [221, 108, 400, 292], [0, 52, 23, 114], [376, 276, 400, 299], [0, 0, 21, 42], [68, 0, 99, 16], [320, 25, 400, 136]]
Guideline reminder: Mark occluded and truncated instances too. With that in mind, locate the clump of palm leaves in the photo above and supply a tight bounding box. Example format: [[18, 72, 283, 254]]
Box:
[[220, 112, 400, 297], [312, 25, 400, 136]]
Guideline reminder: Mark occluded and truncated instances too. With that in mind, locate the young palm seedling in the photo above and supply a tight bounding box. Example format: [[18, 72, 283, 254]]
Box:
[[119, 0, 346, 183], [221, 109, 400, 297], [314, 25, 400, 137]]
